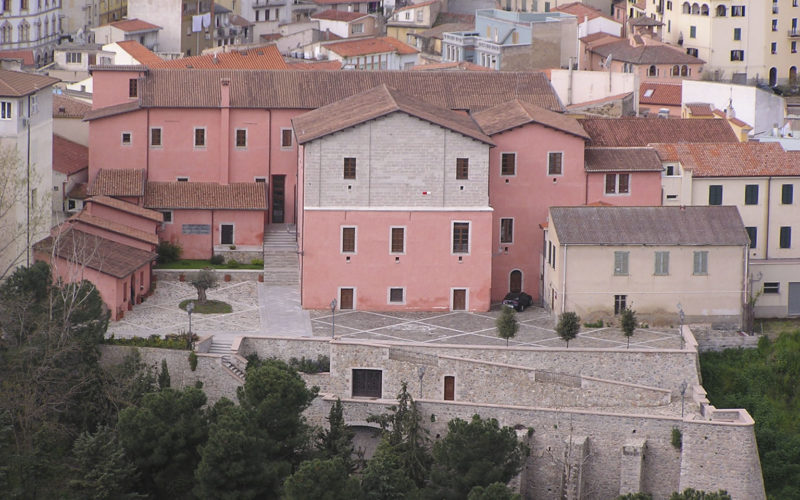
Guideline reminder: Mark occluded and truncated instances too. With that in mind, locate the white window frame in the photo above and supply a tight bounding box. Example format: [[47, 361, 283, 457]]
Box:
[[654, 251, 670, 275], [614, 251, 629, 276], [30, 94, 37, 114], [387, 287, 406, 305], [605, 173, 631, 195], [500, 217, 514, 244], [121, 131, 132, 146], [160, 210, 173, 224], [0, 100, 12, 119], [547, 151, 564, 176], [220, 223, 235, 245], [664, 164, 681, 177], [389, 225, 406, 255], [254, 177, 266, 183], [693, 250, 708, 275], [234, 128, 247, 149], [280, 127, 293, 149], [193, 126, 207, 148], [763, 282, 780, 294], [150, 126, 162, 148], [500, 152, 517, 177], [451, 220, 471, 255], [450, 287, 469, 311], [338, 286, 356, 310], [341, 225, 357, 254]]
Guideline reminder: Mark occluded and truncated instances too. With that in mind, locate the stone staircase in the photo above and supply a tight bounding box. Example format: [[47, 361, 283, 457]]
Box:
[[208, 337, 246, 381], [263, 224, 300, 286]]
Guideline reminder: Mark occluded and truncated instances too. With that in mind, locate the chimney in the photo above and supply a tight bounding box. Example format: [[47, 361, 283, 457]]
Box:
[[220, 77, 231, 108]]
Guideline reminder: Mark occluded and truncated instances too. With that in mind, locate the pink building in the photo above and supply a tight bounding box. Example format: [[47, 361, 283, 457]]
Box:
[[584, 148, 664, 206]]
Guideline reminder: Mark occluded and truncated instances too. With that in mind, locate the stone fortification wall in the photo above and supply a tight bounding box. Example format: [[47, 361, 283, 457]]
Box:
[[154, 269, 263, 283], [238, 336, 331, 361]]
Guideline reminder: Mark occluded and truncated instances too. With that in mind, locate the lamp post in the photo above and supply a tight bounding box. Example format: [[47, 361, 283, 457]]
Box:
[[186, 301, 195, 349], [679, 380, 688, 418], [677, 303, 686, 350], [330, 299, 337, 338], [418, 366, 426, 398]]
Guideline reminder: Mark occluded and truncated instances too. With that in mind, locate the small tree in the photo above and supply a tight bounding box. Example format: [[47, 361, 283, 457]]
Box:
[[317, 398, 359, 472], [620, 307, 637, 349], [556, 312, 581, 348], [158, 359, 171, 389], [190, 268, 218, 305], [496, 306, 519, 346]]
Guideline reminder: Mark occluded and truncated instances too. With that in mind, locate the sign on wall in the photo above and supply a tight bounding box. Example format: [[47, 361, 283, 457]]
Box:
[[182, 224, 211, 235]]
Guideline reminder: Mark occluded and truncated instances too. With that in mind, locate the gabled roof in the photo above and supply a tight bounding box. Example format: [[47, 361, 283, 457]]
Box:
[[684, 102, 714, 116], [629, 16, 663, 26], [144, 182, 268, 210], [109, 19, 161, 33], [591, 40, 704, 64], [83, 100, 141, 121], [35, 227, 157, 279], [652, 142, 800, 177], [472, 99, 588, 139], [292, 84, 493, 145], [584, 147, 663, 172], [53, 135, 88, 176], [0, 69, 58, 97], [311, 9, 371, 22], [578, 118, 738, 146], [88, 168, 146, 197], [53, 94, 91, 118], [553, 2, 618, 23], [324, 36, 418, 57], [150, 46, 288, 69], [72, 211, 159, 245], [394, 0, 438, 12], [549, 206, 748, 246], [114, 40, 164, 65], [639, 81, 681, 106], [86, 195, 164, 222]]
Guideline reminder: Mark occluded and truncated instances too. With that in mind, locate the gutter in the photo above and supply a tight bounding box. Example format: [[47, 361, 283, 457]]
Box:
[[561, 244, 568, 314]]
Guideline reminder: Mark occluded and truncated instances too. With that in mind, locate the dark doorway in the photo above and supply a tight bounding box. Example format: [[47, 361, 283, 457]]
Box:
[[444, 376, 455, 400], [352, 369, 381, 398], [769, 67, 778, 87], [340, 288, 354, 310], [510, 270, 522, 293], [272, 175, 285, 223], [452, 289, 466, 310], [221, 224, 234, 245]]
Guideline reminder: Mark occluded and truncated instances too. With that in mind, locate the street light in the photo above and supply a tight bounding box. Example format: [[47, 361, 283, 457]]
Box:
[[679, 380, 688, 418], [330, 298, 337, 338], [186, 301, 195, 349], [677, 303, 686, 350], [418, 366, 426, 398]]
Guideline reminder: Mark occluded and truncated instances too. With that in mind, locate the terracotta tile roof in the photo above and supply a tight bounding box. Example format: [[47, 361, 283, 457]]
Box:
[[90, 64, 149, 72], [710, 110, 751, 129], [565, 91, 632, 110], [260, 33, 282, 42], [584, 147, 663, 172], [652, 142, 799, 177], [472, 99, 588, 139], [88, 169, 146, 197], [83, 100, 141, 121], [286, 60, 342, 70], [591, 40, 704, 64], [53, 94, 91, 118], [144, 182, 268, 210], [68, 182, 88, 199], [53, 135, 88, 176], [72, 211, 159, 245], [324, 36, 418, 57], [580, 32, 621, 45], [0, 69, 58, 97], [36, 227, 157, 279], [630, 16, 663, 26], [230, 14, 254, 27], [0, 50, 35, 66], [550, 206, 749, 246], [578, 118, 738, 146], [553, 2, 617, 22], [293, 84, 493, 145], [394, 0, 438, 12], [115, 40, 164, 66], [110, 19, 161, 33], [133, 69, 563, 112], [86, 195, 163, 222], [639, 81, 681, 106], [410, 61, 492, 71], [684, 102, 714, 116], [311, 9, 371, 22], [151, 46, 288, 69]]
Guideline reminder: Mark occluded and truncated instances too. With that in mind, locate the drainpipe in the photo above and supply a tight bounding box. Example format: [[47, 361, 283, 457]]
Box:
[[267, 110, 272, 223], [764, 177, 771, 260], [26, 94, 31, 267], [743, 243, 749, 330], [561, 244, 568, 314]]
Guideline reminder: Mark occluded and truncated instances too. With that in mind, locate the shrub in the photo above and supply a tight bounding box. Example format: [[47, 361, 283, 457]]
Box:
[[209, 254, 224, 265], [584, 319, 604, 328], [556, 312, 581, 348], [188, 351, 198, 371], [156, 241, 182, 264], [226, 259, 240, 268], [104, 333, 194, 350], [251, 258, 264, 266], [671, 427, 682, 450], [288, 355, 331, 374]]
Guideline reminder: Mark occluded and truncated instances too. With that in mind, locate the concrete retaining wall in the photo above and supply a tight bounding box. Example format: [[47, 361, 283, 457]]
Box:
[[154, 269, 263, 283]]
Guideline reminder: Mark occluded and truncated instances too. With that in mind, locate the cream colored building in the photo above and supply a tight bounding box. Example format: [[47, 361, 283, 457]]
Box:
[[646, 0, 799, 86], [655, 142, 800, 316], [543, 206, 749, 325]]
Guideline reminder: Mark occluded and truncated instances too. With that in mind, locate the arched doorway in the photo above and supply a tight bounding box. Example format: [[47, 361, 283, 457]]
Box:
[[769, 67, 777, 87], [509, 270, 522, 293], [790, 66, 797, 85]]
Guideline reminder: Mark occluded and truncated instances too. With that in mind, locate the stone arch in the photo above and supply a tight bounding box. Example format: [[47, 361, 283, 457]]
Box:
[[790, 66, 797, 84], [716, 4, 726, 15], [701, 4, 709, 15], [671, 64, 680, 76], [691, 3, 700, 14], [682, 2, 690, 13], [648, 65, 658, 76]]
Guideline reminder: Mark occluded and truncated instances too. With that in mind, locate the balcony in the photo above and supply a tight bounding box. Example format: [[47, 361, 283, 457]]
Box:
[[789, 29, 800, 37]]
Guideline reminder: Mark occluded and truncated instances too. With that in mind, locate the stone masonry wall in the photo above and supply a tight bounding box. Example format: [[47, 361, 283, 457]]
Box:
[[238, 336, 331, 361]]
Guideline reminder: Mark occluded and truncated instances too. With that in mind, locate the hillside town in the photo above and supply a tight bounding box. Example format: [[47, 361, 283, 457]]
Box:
[[1, 0, 799, 498]]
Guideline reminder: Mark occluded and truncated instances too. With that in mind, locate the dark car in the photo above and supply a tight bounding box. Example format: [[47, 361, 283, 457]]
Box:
[[502, 292, 533, 312]]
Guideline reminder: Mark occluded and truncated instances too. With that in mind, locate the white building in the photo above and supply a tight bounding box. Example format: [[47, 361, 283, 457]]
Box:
[[0, 0, 63, 67]]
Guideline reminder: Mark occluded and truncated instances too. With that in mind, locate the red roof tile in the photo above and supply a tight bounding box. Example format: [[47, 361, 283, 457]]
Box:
[[410, 61, 492, 71], [72, 211, 159, 245], [652, 142, 798, 177], [286, 60, 343, 70], [311, 9, 371, 22], [110, 19, 161, 33], [592, 40, 704, 64], [53, 135, 88, 176], [68, 182, 88, 200], [86, 195, 163, 222], [83, 101, 141, 121], [115, 40, 164, 66], [88, 169, 146, 197], [53, 94, 91, 118], [472, 99, 589, 138], [0, 69, 58, 97], [151, 46, 288, 69], [584, 147, 663, 172], [579, 117, 738, 146], [684, 102, 714, 116], [639, 81, 681, 106], [394, 0, 438, 12], [324, 36, 418, 57], [144, 182, 268, 210], [553, 2, 617, 22], [0, 50, 35, 66]]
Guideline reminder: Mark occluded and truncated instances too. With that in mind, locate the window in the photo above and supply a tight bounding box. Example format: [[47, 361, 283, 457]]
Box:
[[648, 65, 657, 76], [614, 251, 629, 275], [255, 177, 266, 183], [456, 158, 469, 180], [194, 127, 206, 147], [771, 42, 777, 54], [783, 184, 793, 204], [731, 50, 745, 61], [501, 153, 516, 176], [281, 128, 292, 148], [708, 185, 723, 205], [390, 227, 405, 254], [733, 28, 741, 40], [416, 9, 423, 21], [121, 132, 131, 145], [793, 41, 798, 53], [687, 48, 699, 57], [731, 5, 745, 16], [665, 165, 680, 176], [772, 19, 778, 31], [343, 157, 356, 179], [352, 369, 381, 398], [128, 78, 137, 98], [745, 184, 759, 205], [160, 211, 173, 223], [780, 226, 792, 248], [150, 127, 162, 147], [614, 294, 627, 314], [690, 25, 696, 38], [66, 52, 81, 63], [763, 282, 780, 294], [667, 0, 672, 9], [500, 218, 513, 244], [341, 226, 356, 253], [717, 4, 726, 15], [389, 287, 404, 304], [654, 251, 670, 275], [235, 128, 247, 148], [548, 152, 563, 175], [605, 173, 630, 194], [452, 222, 469, 254], [351, 23, 363, 34], [21, 0, 27, 9], [221, 224, 234, 245], [746, 226, 757, 248], [0, 101, 11, 119], [693, 251, 708, 275]]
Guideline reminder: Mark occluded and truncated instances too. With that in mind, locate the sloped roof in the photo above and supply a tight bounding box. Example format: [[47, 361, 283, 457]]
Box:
[[311, 9, 371, 22], [83, 100, 141, 121], [414, 22, 473, 39], [553, 2, 617, 22], [584, 147, 663, 172], [36, 227, 157, 279], [410, 61, 492, 71], [0, 50, 35, 66], [292, 84, 493, 145], [88, 168, 146, 197], [629, 16, 663, 26], [550, 206, 748, 246], [115, 40, 164, 65], [394, 0, 438, 12], [72, 211, 159, 245], [324, 36, 418, 57], [110, 19, 161, 33], [684, 102, 714, 116], [286, 60, 343, 70], [68, 182, 88, 200], [86, 195, 164, 222], [578, 118, 738, 146], [150, 46, 288, 69], [53, 94, 91, 118], [652, 142, 800, 177], [53, 135, 88, 176], [472, 99, 588, 138], [639, 81, 681, 106], [0, 69, 58, 97], [591, 40, 703, 64], [144, 182, 268, 210]]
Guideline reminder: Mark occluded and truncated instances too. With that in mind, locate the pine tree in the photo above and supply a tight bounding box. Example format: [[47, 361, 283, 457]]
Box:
[[496, 306, 519, 347]]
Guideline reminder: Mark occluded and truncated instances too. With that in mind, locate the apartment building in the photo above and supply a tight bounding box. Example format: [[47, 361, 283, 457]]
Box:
[[0, 0, 62, 66], [386, 0, 441, 45]]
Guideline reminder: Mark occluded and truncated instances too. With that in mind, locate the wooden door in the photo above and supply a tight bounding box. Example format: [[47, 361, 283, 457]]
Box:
[[340, 288, 354, 310], [444, 376, 455, 401], [510, 270, 522, 293], [271, 175, 285, 223], [452, 289, 466, 311], [221, 224, 234, 245]]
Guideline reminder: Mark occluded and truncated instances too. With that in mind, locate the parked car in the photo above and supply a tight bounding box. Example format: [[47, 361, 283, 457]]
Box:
[[502, 291, 533, 312]]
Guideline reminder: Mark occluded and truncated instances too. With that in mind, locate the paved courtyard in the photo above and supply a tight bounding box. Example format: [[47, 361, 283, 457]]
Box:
[[108, 280, 683, 350]]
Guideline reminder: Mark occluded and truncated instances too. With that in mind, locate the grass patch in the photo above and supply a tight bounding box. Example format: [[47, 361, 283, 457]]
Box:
[[154, 259, 263, 270], [179, 299, 232, 314], [753, 318, 800, 339]]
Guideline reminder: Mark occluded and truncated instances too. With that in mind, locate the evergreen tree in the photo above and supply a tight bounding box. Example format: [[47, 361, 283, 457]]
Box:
[[69, 425, 143, 499], [468, 482, 521, 500], [158, 359, 171, 390], [620, 307, 637, 349], [283, 458, 362, 500], [317, 398, 359, 471], [496, 307, 519, 347], [556, 312, 581, 348]]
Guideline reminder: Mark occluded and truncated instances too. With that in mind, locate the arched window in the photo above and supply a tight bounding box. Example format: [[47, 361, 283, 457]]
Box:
[[691, 3, 700, 14], [682, 2, 691, 13], [701, 4, 709, 15], [648, 65, 658, 76], [769, 67, 777, 87], [672, 65, 680, 76], [681, 65, 689, 76], [509, 270, 522, 294], [790, 66, 798, 84], [716, 5, 726, 16]]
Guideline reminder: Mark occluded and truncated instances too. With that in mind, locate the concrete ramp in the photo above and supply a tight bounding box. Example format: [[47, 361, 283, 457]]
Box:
[[258, 283, 312, 337]]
